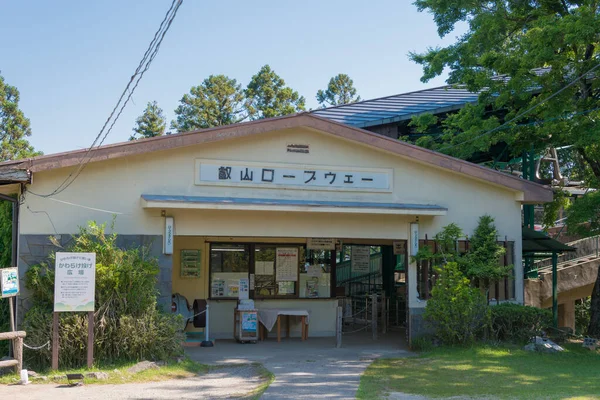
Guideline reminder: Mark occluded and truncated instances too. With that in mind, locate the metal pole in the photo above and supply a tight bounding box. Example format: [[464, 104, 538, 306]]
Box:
[[336, 306, 342, 348], [552, 252, 558, 328], [371, 293, 377, 340], [201, 304, 213, 347]]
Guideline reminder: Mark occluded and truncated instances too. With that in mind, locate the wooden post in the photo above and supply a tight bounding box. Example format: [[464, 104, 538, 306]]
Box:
[[371, 293, 378, 340], [52, 312, 59, 370], [87, 311, 94, 368], [8, 297, 15, 332], [14, 336, 23, 374], [336, 306, 342, 348]]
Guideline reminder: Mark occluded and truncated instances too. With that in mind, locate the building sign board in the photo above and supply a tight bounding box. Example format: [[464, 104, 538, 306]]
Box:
[[410, 223, 419, 257], [307, 238, 337, 250], [393, 241, 406, 255], [196, 159, 392, 192], [351, 246, 370, 274], [54, 252, 96, 312], [0, 268, 19, 298], [164, 217, 174, 255]]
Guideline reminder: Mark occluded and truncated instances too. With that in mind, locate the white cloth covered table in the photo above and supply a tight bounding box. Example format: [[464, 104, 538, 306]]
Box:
[[257, 308, 310, 331]]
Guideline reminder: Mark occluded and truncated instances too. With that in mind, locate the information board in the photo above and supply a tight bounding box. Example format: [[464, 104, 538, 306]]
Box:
[[0, 268, 19, 298], [54, 252, 96, 312], [307, 238, 337, 250], [276, 247, 298, 281], [351, 246, 370, 274]]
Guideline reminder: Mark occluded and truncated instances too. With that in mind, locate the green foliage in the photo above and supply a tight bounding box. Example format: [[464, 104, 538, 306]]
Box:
[[542, 189, 571, 230], [23, 220, 183, 369], [171, 75, 246, 132], [0, 199, 13, 267], [425, 262, 489, 345], [245, 65, 305, 119], [489, 303, 552, 344], [576, 297, 591, 336], [409, 335, 435, 352], [409, 113, 439, 134], [316, 73, 360, 107], [0, 73, 41, 161], [566, 190, 600, 237], [130, 101, 167, 140], [433, 222, 463, 263], [461, 215, 511, 283]]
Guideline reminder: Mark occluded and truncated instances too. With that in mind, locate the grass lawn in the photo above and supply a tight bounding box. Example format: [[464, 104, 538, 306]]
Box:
[[357, 343, 600, 399], [0, 358, 209, 385]]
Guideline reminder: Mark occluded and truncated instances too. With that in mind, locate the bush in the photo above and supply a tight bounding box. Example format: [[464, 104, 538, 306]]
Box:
[[489, 303, 551, 343], [425, 262, 489, 345], [23, 220, 183, 369], [575, 297, 591, 336]]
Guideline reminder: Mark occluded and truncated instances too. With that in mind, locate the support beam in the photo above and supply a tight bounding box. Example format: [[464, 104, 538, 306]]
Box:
[[0, 169, 29, 184], [552, 252, 558, 328]]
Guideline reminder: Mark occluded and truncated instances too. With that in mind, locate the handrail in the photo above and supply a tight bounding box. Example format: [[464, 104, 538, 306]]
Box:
[[534, 234, 600, 269]]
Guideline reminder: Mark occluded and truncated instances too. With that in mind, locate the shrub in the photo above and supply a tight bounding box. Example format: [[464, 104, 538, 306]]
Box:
[[425, 262, 489, 345], [575, 297, 591, 336], [23, 220, 183, 369], [489, 303, 551, 343]]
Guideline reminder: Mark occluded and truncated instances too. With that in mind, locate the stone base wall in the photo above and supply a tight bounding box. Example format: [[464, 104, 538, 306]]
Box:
[[408, 307, 434, 343], [17, 234, 172, 326]]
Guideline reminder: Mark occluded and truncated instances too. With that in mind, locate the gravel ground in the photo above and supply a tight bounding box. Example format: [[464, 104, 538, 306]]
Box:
[[0, 365, 265, 400]]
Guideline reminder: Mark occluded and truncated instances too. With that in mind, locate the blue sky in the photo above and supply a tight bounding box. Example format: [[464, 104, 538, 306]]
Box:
[[1, 1, 464, 155]]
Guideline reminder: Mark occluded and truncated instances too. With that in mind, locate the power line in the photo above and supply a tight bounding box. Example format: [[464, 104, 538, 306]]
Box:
[[437, 61, 600, 153], [28, 0, 183, 198]]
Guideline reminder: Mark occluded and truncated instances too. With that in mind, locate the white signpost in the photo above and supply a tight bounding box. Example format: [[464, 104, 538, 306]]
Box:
[[52, 252, 96, 370]]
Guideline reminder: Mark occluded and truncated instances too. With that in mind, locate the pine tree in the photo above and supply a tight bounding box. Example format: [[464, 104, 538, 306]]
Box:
[[130, 101, 167, 140]]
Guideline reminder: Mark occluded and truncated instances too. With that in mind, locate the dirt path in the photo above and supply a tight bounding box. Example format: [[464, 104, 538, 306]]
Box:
[[0, 365, 265, 400]]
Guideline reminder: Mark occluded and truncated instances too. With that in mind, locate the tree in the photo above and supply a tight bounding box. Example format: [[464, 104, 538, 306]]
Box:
[[461, 215, 511, 301], [0, 73, 39, 355], [410, 0, 600, 338], [129, 101, 166, 140], [245, 65, 305, 119], [0, 73, 39, 161], [316, 73, 361, 107], [171, 75, 246, 132]]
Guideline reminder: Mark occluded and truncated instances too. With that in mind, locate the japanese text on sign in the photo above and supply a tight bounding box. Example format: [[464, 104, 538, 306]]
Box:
[[196, 160, 392, 192], [54, 252, 96, 312]]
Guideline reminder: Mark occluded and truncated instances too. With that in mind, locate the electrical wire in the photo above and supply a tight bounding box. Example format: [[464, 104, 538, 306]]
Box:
[[27, 0, 183, 199], [437, 61, 600, 152]]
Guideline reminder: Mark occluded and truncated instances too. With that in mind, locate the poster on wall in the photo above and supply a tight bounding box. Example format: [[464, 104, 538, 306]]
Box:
[[239, 278, 249, 300], [0, 268, 19, 298], [351, 246, 370, 274], [307, 265, 322, 277], [241, 312, 257, 332], [255, 261, 274, 275], [54, 252, 96, 312], [211, 279, 225, 297], [276, 248, 298, 281], [306, 278, 319, 298]]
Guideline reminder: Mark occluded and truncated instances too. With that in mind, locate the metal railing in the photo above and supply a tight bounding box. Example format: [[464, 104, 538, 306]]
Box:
[[534, 234, 600, 271]]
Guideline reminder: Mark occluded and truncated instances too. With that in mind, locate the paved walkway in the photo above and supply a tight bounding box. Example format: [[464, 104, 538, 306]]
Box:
[[0, 364, 265, 400], [187, 332, 412, 399]]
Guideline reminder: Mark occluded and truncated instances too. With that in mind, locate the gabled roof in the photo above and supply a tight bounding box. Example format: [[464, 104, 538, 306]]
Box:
[[311, 85, 479, 128], [0, 113, 552, 203]]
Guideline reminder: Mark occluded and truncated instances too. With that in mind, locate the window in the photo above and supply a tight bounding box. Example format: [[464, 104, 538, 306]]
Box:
[[299, 249, 333, 298], [210, 244, 249, 298], [254, 245, 301, 298]]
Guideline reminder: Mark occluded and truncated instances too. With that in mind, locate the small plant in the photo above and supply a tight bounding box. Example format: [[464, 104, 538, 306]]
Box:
[[425, 262, 489, 345], [489, 303, 551, 343], [410, 335, 435, 352]]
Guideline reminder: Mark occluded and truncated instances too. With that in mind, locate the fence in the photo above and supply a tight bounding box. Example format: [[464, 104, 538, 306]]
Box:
[[0, 330, 25, 374], [534, 235, 600, 271]]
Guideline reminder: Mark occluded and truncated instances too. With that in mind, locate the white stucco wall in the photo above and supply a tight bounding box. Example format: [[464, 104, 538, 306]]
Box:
[[19, 126, 525, 315]]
